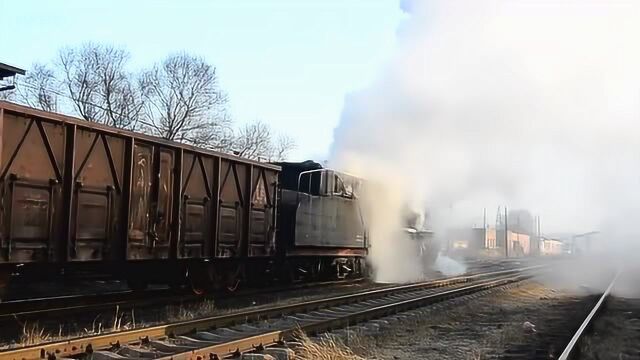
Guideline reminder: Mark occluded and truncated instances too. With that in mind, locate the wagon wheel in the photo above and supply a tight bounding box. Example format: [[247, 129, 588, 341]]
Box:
[[187, 267, 210, 296], [226, 264, 245, 292], [189, 277, 207, 296]]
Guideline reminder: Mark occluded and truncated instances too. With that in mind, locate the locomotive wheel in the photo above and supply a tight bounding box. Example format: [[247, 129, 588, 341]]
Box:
[[310, 261, 325, 281], [310, 261, 320, 281]]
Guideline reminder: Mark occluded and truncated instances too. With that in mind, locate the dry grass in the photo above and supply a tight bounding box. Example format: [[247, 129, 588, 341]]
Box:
[[0, 305, 140, 350], [166, 299, 216, 322], [293, 330, 368, 360], [20, 322, 53, 346], [3, 298, 217, 349]]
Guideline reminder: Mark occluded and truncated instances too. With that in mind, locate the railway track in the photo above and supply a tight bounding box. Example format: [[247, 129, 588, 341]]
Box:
[[0, 265, 543, 360], [0, 278, 366, 320], [556, 270, 640, 360], [0, 277, 373, 348], [0, 257, 528, 321], [557, 272, 619, 360], [576, 297, 640, 359], [485, 271, 621, 359]]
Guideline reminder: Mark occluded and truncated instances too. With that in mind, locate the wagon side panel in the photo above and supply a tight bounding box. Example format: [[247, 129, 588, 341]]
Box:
[[178, 151, 216, 259], [217, 158, 247, 258], [70, 128, 125, 261], [248, 166, 278, 257], [0, 111, 65, 264]]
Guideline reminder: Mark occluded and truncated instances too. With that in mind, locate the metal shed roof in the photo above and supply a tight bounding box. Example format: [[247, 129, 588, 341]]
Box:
[[0, 62, 26, 80]]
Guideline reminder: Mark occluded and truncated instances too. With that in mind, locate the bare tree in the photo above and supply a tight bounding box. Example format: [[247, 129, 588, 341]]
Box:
[[0, 77, 17, 101], [234, 121, 272, 160], [140, 53, 230, 147], [269, 134, 296, 161], [59, 43, 142, 129], [233, 121, 297, 161], [0, 88, 14, 101], [188, 112, 235, 151], [94, 47, 143, 129], [16, 63, 59, 111], [59, 44, 100, 120]]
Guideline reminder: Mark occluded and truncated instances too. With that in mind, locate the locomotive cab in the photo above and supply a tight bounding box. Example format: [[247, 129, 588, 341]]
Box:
[[274, 161, 367, 280]]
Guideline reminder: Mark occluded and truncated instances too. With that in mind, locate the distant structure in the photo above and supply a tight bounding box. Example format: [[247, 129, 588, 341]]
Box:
[[508, 209, 535, 235], [507, 209, 539, 255], [494, 208, 536, 257], [539, 236, 563, 256], [0, 62, 25, 92], [569, 231, 600, 255]]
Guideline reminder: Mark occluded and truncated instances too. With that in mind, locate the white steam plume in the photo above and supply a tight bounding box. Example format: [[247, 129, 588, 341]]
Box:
[[329, 0, 640, 286]]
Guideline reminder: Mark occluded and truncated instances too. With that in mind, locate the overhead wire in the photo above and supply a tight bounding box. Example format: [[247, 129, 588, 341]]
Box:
[[13, 80, 158, 130]]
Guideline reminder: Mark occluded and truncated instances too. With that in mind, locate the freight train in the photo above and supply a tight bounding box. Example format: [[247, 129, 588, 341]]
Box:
[[0, 101, 369, 296]]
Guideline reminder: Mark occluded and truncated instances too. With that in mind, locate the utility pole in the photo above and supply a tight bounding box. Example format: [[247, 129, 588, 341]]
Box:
[[537, 216, 541, 256], [504, 206, 509, 258], [483, 208, 487, 248]]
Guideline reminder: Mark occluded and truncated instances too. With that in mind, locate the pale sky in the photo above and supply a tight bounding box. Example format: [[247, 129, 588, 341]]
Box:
[[0, 0, 405, 160]]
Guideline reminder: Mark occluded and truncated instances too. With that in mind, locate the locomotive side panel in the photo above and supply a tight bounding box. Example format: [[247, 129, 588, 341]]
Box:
[[294, 194, 366, 249], [0, 112, 65, 263]]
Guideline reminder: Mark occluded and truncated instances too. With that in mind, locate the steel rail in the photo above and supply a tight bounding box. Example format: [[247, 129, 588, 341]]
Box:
[[0, 258, 525, 318], [0, 277, 365, 319], [0, 288, 177, 318], [558, 271, 620, 360], [158, 274, 532, 360], [0, 266, 543, 360]]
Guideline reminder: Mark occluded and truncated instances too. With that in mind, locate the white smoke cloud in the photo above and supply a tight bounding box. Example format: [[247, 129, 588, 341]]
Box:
[[329, 0, 640, 283]]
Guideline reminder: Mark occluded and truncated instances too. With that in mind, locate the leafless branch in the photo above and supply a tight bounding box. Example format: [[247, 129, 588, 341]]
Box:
[[140, 53, 229, 147], [232, 121, 296, 161], [58, 43, 142, 129], [59, 44, 100, 120], [270, 133, 297, 161], [0, 87, 15, 101], [16, 63, 59, 112]]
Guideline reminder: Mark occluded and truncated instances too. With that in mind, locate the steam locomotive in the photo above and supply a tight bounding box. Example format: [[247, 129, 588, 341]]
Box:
[[0, 101, 368, 296], [403, 207, 439, 271]]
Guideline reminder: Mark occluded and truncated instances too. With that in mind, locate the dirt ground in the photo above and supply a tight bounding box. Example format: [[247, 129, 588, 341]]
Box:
[[317, 280, 597, 360], [578, 296, 640, 360]]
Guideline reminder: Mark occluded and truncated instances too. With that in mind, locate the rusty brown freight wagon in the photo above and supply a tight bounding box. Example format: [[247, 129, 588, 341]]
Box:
[[0, 101, 280, 292]]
